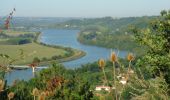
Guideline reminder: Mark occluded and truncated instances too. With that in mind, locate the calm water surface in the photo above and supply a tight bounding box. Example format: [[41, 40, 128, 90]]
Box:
[[5, 29, 128, 85]]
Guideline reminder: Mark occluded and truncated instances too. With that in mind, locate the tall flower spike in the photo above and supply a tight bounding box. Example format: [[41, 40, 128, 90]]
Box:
[[39, 92, 46, 100], [98, 59, 105, 68], [8, 92, 14, 100], [0, 79, 5, 92], [32, 88, 39, 96], [127, 53, 135, 61], [45, 90, 50, 96], [111, 52, 117, 62]]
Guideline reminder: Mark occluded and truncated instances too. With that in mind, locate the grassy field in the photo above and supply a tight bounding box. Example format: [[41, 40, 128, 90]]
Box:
[[0, 43, 68, 65]]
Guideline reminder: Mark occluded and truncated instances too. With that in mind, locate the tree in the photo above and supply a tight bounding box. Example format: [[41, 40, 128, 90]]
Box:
[[133, 10, 170, 84], [33, 57, 40, 64]]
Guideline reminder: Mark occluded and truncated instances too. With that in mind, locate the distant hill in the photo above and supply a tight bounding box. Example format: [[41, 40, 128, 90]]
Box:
[[0, 17, 77, 30], [50, 16, 158, 30], [0, 16, 158, 31]]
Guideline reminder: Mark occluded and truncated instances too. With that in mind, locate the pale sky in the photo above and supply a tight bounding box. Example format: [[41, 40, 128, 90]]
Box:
[[1, 0, 170, 17]]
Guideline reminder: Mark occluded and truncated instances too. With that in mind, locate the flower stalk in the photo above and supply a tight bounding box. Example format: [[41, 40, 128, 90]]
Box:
[[111, 52, 118, 100], [98, 59, 108, 86]]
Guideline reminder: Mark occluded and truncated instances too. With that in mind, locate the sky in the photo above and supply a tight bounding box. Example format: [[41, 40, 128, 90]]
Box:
[[1, 0, 170, 18]]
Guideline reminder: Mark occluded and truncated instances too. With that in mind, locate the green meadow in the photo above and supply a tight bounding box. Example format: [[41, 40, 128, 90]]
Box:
[[0, 43, 67, 65]]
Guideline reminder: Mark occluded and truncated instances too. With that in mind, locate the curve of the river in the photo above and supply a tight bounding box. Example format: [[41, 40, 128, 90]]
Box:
[[5, 29, 128, 85]]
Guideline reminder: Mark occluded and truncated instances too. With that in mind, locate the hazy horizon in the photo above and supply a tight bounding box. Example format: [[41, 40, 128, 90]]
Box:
[[0, 15, 159, 19], [1, 0, 170, 18]]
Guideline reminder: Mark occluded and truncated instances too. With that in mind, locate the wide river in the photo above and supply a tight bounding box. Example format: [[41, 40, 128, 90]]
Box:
[[5, 29, 128, 85]]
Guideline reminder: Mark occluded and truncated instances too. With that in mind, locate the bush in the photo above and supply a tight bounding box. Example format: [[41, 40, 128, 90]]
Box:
[[51, 55, 62, 60], [41, 57, 48, 61], [33, 57, 40, 63], [18, 38, 32, 44], [6, 38, 32, 45]]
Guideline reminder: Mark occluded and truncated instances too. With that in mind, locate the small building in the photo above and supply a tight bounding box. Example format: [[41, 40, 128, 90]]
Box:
[[65, 24, 69, 27], [95, 86, 112, 91]]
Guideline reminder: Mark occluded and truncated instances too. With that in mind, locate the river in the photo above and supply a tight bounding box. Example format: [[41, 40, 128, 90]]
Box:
[[5, 29, 128, 85]]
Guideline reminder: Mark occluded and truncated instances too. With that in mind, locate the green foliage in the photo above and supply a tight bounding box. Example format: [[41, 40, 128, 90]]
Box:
[[52, 16, 156, 30], [0, 30, 35, 45], [78, 32, 142, 51], [133, 11, 170, 84], [33, 57, 40, 63], [6, 38, 32, 45], [75, 16, 156, 55], [51, 55, 62, 60], [6, 63, 95, 99], [122, 72, 169, 100], [0, 55, 169, 100]]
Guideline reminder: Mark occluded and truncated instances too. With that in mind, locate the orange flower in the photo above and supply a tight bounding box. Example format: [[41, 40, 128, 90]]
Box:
[[110, 52, 117, 62], [98, 59, 105, 68], [8, 92, 14, 100], [127, 53, 135, 61]]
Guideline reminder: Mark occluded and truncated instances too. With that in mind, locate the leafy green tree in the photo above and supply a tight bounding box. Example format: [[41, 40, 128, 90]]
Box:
[[33, 57, 40, 64], [133, 10, 170, 84]]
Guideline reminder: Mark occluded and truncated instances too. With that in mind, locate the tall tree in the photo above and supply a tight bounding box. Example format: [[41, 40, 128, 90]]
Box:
[[133, 10, 170, 84]]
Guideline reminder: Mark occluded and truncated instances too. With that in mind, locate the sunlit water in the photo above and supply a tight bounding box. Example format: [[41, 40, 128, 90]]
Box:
[[5, 29, 128, 85]]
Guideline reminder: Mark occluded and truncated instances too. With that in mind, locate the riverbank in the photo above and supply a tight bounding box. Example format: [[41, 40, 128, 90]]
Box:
[[39, 49, 86, 66], [34, 31, 86, 66], [77, 31, 146, 56]]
